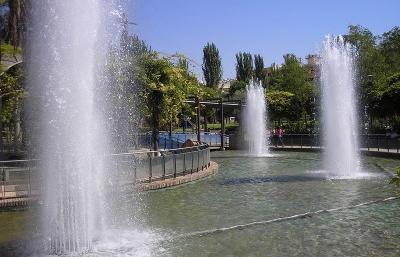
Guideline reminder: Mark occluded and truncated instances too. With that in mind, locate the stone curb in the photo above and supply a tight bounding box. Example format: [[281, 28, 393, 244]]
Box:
[[136, 161, 218, 191]]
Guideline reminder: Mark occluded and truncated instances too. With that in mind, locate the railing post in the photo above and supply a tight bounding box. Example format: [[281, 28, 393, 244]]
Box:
[[196, 97, 201, 143], [377, 136, 380, 152], [28, 165, 31, 197], [134, 164, 137, 183], [220, 98, 225, 151], [2, 168, 5, 199], [202, 149, 205, 170], [162, 153, 166, 179], [290, 134, 293, 148], [191, 149, 194, 174], [300, 135, 303, 149], [386, 136, 389, 152], [183, 151, 186, 174], [173, 152, 177, 178], [197, 147, 200, 172], [148, 153, 153, 182], [208, 148, 211, 167]]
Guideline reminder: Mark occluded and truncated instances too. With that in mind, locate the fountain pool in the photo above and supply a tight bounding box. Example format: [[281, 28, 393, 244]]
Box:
[[2, 151, 400, 256]]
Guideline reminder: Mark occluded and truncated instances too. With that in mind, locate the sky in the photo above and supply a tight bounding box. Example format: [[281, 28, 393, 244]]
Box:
[[128, 0, 400, 80]]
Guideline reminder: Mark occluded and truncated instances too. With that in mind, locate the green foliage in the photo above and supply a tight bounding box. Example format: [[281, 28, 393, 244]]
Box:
[[372, 73, 400, 116], [0, 66, 26, 146], [266, 90, 294, 121], [254, 54, 265, 85], [202, 42, 222, 88], [228, 80, 246, 97], [206, 122, 239, 131], [380, 27, 400, 73], [1, 43, 22, 56], [344, 25, 387, 106], [142, 53, 201, 125], [0, 67, 25, 122], [177, 57, 189, 72], [390, 167, 400, 186], [235, 52, 253, 84], [265, 54, 316, 124]]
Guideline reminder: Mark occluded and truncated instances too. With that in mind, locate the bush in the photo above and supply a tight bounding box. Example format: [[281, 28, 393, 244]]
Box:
[[390, 167, 400, 186]]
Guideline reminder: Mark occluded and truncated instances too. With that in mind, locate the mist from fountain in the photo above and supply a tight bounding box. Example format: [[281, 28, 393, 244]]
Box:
[[27, 1, 116, 254], [320, 36, 361, 178], [243, 82, 270, 156]]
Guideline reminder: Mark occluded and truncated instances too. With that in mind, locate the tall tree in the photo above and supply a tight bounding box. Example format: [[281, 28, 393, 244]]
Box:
[[236, 52, 253, 84], [8, 0, 27, 49], [381, 27, 400, 73], [202, 42, 222, 88], [344, 25, 385, 107], [254, 54, 265, 85]]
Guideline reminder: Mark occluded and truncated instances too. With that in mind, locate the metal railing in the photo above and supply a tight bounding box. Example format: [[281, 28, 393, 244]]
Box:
[[270, 134, 400, 153], [0, 144, 211, 201], [111, 143, 211, 183], [0, 159, 40, 200]]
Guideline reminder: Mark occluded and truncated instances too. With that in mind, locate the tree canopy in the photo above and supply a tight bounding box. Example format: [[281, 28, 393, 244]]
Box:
[[235, 52, 253, 84], [202, 42, 222, 88]]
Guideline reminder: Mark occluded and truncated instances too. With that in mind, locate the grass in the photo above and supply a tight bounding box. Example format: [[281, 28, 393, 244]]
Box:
[[390, 167, 400, 186], [0, 43, 22, 56], [207, 122, 239, 131]]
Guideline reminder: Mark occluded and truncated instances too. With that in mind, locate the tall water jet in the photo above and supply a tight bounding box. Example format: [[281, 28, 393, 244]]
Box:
[[243, 82, 269, 156], [320, 36, 361, 177], [27, 1, 112, 254]]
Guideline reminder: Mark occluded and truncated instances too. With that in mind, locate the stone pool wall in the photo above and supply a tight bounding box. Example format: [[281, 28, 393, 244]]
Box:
[[137, 161, 218, 191]]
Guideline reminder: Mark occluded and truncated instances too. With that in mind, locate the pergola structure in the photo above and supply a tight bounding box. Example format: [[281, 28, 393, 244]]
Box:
[[184, 97, 244, 150]]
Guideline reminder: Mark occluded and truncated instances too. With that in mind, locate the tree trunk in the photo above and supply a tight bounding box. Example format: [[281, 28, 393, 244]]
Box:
[[149, 90, 163, 151]]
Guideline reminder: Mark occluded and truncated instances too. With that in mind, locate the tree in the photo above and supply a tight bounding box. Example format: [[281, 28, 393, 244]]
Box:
[[7, 0, 28, 49], [381, 27, 400, 73], [228, 80, 246, 98], [344, 25, 386, 107], [236, 52, 253, 84], [202, 42, 222, 88], [148, 89, 163, 151], [266, 90, 294, 123], [373, 73, 400, 117], [0, 65, 26, 148], [254, 54, 265, 85]]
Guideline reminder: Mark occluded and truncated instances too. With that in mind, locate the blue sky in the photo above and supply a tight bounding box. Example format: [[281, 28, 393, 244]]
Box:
[[128, 0, 399, 79]]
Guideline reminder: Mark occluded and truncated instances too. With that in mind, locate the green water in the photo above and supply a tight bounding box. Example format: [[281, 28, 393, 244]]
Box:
[[1, 151, 400, 257], [142, 151, 400, 256]]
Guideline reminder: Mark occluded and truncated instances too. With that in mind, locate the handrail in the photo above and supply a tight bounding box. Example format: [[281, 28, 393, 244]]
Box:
[[270, 133, 395, 136], [0, 144, 212, 201], [112, 143, 209, 157], [0, 159, 40, 165]]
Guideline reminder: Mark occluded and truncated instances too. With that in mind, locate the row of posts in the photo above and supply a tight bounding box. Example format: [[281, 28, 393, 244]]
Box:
[[147, 146, 210, 183], [195, 97, 231, 151]]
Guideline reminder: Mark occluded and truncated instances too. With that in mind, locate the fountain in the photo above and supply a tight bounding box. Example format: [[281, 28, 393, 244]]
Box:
[[320, 36, 361, 177], [27, 1, 113, 254], [243, 82, 270, 156]]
